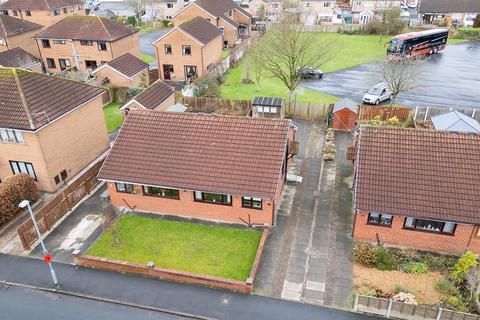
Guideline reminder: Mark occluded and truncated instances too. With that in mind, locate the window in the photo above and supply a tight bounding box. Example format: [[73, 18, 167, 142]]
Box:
[[12, 9, 18, 16], [242, 197, 262, 209], [0, 129, 24, 144], [2, 10, 8, 15], [25, 9, 31, 16], [476, 227, 480, 238], [60, 169, 68, 181], [53, 9, 60, 15], [85, 60, 97, 69], [41, 39, 51, 48], [367, 213, 392, 226], [58, 58, 71, 70], [53, 39, 66, 44], [116, 182, 135, 194], [143, 186, 179, 198], [97, 41, 107, 51], [404, 217, 456, 235], [63, 7, 68, 14], [194, 191, 231, 205], [182, 45, 191, 56], [10, 161, 37, 180], [80, 40, 93, 46], [54, 175, 60, 185], [166, 3, 174, 8], [0, 39, 5, 46], [46, 58, 56, 68], [166, 15, 173, 19], [323, 1, 331, 7], [164, 44, 172, 54]]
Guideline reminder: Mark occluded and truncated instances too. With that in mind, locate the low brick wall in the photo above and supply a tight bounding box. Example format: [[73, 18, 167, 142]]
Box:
[[75, 229, 269, 293]]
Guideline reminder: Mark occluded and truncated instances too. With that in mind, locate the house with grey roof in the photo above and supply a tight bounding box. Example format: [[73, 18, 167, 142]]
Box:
[[419, 0, 480, 26], [431, 110, 480, 133]]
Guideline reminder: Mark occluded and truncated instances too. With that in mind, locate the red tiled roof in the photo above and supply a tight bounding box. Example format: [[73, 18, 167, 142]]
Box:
[[0, 0, 82, 10], [98, 111, 291, 199], [0, 67, 105, 130], [34, 15, 137, 41], [354, 126, 480, 224], [132, 81, 174, 110], [103, 53, 148, 78], [178, 17, 222, 44], [0, 14, 43, 38], [195, 0, 252, 19], [0, 47, 40, 67]]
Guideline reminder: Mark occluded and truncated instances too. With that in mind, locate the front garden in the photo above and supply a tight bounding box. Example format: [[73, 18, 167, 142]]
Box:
[[353, 242, 480, 314], [87, 215, 263, 281]]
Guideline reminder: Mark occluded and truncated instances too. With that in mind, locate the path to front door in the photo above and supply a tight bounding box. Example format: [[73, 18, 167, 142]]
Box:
[[255, 121, 354, 309]]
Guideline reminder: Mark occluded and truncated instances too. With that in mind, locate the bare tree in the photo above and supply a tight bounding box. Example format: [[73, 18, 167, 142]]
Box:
[[258, 10, 332, 106], [375, 56, 422, 106], [256, 4, 266, 21], [246, 35, 267, 91], [466, 266, 480, 312], [368, 8, 406, 42], [144, 0, 163, 23], [129, 0, 146, 24]]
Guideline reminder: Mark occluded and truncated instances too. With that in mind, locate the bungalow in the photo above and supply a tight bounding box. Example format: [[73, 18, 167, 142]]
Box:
[[351, 126, 480, 255], [153, 16, 223, 82], [419, 0, 480, 26], [0, 15, 43, 57], [98, 111, 296, 226], [0, 67, 109, 192], [92, 53, 149, 88], [173, 0, 253, 47], [121, 81, 175, 112], [350, 0, 401, 24], [0, 47, 42, 72], [34, 15, 140, 73]]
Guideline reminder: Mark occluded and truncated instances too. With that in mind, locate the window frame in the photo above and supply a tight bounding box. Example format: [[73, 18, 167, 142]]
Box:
[[12, 9, 18, 16], [194, 191, 232, 206], [9, 160, 37, 181], [0, 129, 24, 144], [25, 9, 31, 16], [41, 39, 51, 48], [367, 212, 393, 227], [53, 9, 60, 15], [97, 41, 107, 51], [164, 44, 172, 55], [46, 58, 56, 68], [115, 182, 135, 194], [403, 217, 456, 235], [80, 40, 93, 46], [53, 39, 66, 45], [182, 45, 191, 56], [85, 60, 98, 69], [242, 197, 262, 210], [142, 186, 179, 199]]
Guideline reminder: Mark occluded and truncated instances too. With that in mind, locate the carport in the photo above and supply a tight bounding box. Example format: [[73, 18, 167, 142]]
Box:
[[332, 98, 358, 132]]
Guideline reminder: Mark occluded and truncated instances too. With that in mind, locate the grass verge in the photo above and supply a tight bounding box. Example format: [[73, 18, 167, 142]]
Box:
[[88, 215, 263, 281], [103, 102, 124, 133], [141, 54, 156, 64]]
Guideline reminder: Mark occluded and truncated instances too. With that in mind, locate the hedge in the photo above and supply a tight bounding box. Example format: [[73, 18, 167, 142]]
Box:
[[453, 28, 480, 40], [0, 174, 39, 228]]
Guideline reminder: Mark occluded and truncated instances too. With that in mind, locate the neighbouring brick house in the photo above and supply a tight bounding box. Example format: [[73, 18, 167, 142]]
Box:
[[98, 111, 296, 226], [0, 67, 109, 192], [122, 81, 175, 112], [419, 0, 480, 26], [34, 15, 140, 73], [351, 126, 480, 255], [0, 47, 42, 72], [350, 0, 401, 24], [0, 14, 43, 57], [144, 0, 192, 21], [92, 53, 149, 88], [0, 0, 85, 27], [153, 16, 222, 82], [173, 0, 252, 47]]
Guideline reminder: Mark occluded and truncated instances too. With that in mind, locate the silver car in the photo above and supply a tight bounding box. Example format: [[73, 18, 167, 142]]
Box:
[[362, 84, 393, 105]]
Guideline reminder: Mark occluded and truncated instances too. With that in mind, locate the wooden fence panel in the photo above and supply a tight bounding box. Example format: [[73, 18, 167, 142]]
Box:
[[358, 105, 412, 122], [285, 103, 330, 120], [182, 96, 252, 116]]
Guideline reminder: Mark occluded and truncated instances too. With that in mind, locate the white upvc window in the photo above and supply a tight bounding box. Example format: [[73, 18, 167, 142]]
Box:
[[0, 129, 24, 144]]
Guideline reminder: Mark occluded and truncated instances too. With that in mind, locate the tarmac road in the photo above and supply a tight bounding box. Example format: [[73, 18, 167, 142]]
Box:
[[301, 41, 480, 108]]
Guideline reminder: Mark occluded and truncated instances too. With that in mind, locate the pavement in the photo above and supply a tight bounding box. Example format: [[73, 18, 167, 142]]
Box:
[[0, 254, 380, 320], [301, 41, 480, 108], [255, 120, 354, 309]]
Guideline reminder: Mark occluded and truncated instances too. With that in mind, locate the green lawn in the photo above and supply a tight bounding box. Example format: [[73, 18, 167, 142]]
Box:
[[447, 38, 470, 44], [88, 215, 263, 281], [141, 54, 156, 64], [221, 50, 231, 59], [103, 102, 124, 133]]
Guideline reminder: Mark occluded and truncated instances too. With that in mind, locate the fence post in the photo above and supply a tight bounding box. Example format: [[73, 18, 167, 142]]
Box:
[[386, 299, 393, 318], [436, 308, 443, 320], [353, 294, 359, 312]]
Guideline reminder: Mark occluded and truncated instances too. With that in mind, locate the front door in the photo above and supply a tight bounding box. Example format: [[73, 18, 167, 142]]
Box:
[[163, 64, 174, 80]]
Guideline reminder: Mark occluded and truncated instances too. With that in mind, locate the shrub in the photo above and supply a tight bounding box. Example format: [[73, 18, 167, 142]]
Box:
[[395, 284, 413, 294], [423, 253, 456, 272], [387, 116, 400, 126], [376, 248, 397, 271], [441, 296, 470, 313], [453, 251, 478, 282], [160, 19, 170, 27], [436, 280, 459, 296], [474, 14, 480, 28], [353, 242, 378, 267], [403, 261, 429, 274], [194, 74, 220, 98], [369, 115, 382, 126], [0, 174, 39, 227], [127, 16, 136, 26]]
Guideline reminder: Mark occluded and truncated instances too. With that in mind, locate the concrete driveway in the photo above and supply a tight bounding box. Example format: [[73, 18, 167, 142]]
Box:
[[301, 41, 480, 108]]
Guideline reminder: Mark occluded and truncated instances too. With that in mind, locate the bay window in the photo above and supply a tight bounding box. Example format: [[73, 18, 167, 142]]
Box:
[[404, 217, 456, 235]]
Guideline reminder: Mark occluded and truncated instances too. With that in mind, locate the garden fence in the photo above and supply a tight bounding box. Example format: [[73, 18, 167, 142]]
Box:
[[285, 102, 330, 120], [358, 105, 412, 122], [354, 295, 480, 320], [182, 96, 252, 116]]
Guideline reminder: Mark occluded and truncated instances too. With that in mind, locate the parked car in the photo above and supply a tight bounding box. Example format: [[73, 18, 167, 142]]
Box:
[[299, 67, 324, 80], [362, 84, 393, 105]]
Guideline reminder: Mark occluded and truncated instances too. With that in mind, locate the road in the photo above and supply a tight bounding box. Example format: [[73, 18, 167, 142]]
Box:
[[140, 28, 172, 57], [0, 254, 380, 320], [301, 41, 480, 108]]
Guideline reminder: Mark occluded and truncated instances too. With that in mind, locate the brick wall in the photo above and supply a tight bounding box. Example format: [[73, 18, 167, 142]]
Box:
[[107, 183, 275, 226], [95, 66, 149, 88], [3, 29, 41, 57], [353, 211, 479, 254]]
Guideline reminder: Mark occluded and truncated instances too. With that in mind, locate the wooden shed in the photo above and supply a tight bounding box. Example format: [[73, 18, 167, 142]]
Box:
[[332, 98, 358, 131], [252, 96, 285, 119]]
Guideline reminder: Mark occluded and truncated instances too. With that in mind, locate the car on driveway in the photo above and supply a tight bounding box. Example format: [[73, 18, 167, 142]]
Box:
[[362, 83, 393, 105], [299, 67, 324, 80]]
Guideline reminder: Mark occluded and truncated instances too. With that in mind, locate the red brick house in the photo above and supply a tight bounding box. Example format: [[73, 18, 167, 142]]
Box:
[[98, 111, 296, 226], [351, 126, 480, 254]]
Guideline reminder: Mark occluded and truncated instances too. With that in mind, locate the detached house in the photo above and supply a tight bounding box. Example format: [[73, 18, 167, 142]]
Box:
[[98, 111, 296, 226], [173, 0, 252, 47], [351, 126, 480, 254], [34, 15, 140, 73], [0, 15, 43, 57], [0, 0, 85, 27], [153, 17, 222, 82], [0, 68, 109, 192]]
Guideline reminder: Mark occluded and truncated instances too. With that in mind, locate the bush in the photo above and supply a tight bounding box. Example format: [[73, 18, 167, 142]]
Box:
[[454, 28, 480, 40], [127, 16, 136, 26], [194, 74, 220, 98], [369, 115, 382, 126], [441, 296, 470, 313], [395, 284, 413, 294], [423, 253, 456, 272], [353, 242, 378, 267], [376, 248, 397, 271], [0, 174, 39, 227], [403, 261, 429, 274], [453, 251, 478, 282], [436, 280, 459, 296], [474, 14, 480, 28], [160, 19, 170, 27], [387, 116, 400, 126]]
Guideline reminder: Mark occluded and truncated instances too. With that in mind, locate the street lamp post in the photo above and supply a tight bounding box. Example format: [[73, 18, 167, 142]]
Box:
[[19, 200, 59, 288]]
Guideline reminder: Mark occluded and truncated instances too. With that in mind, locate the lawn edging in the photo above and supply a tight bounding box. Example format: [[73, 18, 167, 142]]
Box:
[[75, 228, 269, 293]]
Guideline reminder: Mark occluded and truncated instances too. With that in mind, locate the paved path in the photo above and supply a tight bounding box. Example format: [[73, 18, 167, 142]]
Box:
[[0, 254, 380, 320], [256, 122, 354, 309]]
